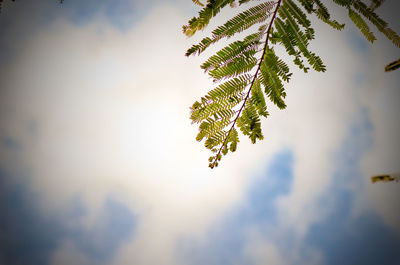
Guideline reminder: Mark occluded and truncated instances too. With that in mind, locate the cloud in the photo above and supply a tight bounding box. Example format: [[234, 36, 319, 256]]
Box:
[[0, 173, 66, 265], [178, 150, 294, 265], [301, 109, 400, 265], [243, 233, 288, 265], [0, 170, 135, 265], [51, 240, 95, 265]]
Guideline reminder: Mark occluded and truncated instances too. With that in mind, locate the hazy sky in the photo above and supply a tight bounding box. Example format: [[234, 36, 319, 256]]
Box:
[[0, 1, 400, 265]]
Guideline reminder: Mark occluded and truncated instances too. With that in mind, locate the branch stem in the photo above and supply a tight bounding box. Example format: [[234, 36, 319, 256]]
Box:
[[211, 0, 282, 168]]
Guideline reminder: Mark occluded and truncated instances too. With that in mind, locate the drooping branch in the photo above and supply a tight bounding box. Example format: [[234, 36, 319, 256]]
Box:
[[187, 0, 400, 168], [210, 0, 282, 168]]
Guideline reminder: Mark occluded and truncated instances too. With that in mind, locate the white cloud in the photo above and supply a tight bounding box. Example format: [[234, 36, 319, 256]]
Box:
[[51, 240, 95, 265], [244, 231, 288, 265], [1, 1, 399, 265]]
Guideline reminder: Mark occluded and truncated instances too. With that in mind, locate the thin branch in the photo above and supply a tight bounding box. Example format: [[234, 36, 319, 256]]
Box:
[[210, 0, 282, 168]]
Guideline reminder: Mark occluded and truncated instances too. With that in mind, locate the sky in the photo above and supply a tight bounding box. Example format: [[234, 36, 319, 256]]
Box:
[[0, 0, 399, 265]]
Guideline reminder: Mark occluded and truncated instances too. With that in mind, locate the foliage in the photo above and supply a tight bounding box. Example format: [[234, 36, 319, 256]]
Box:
[[371, 174, 400, 183], [385, 58, 400, 72], [184, 0, 399, 168]]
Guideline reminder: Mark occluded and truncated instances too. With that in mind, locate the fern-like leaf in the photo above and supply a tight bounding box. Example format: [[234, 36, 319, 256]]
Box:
[[250, 79, 269, 117], [203, 74, 252, 103], [201, 30, 265, 72], [183, 0, 235, 37], [282, 0, 311, 28], [208, 53, 258, 81], [352, 0, 387, 31], [191, 99, 240, 124], [385, 58, 400, 72], [237, 100, 264, 143], [197, 117, 233, 142], [348, 8, 376, 43], [273, 17, 297, 56], [192, 0, 204, 7], [314, 0, 345, 30], [296, 0, 314, 13], [279, 8, 326, 71], [383, 28, 400, 47], [260, 58, 286, 109], [369, 0, 385, 10], [186, 1, 275, 56]]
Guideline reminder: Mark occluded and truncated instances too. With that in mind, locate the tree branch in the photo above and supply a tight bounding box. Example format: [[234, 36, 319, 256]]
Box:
[[210, 0, 282, 168]]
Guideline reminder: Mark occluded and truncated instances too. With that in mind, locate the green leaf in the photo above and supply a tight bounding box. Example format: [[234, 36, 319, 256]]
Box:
[[205, 130, 228, 150], [201, 31, 264, 72], [348, 8, 376, 43], [352, 0, 387, 31], [237, 101, 263, 144], [383, 28, 400, 47], [185, 1, 275, 56], [183, 0, 235, 37], [192, 0, 204, 7], [385, 58, 400, 72], [349, 0, 400, 47], [260, 59, 286, 109], [296, 0, 314, 13], [369, 0, 385, 10], [196, 117, 233, 142], [314, 0, 330, 20], [205, 74, 252, 103], [282, 0, 311, 29], [208, 53, 258, 81], [263, 48, 292, 81], [273, 17, 297, 56], [278, 10, 326, 72], [314, 0, 345, 30], [228, 128, 239, 152], [250, 79, 269, 117]]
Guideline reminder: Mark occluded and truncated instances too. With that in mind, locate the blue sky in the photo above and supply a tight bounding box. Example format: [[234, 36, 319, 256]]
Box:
[[0, 1, 400, 265]]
